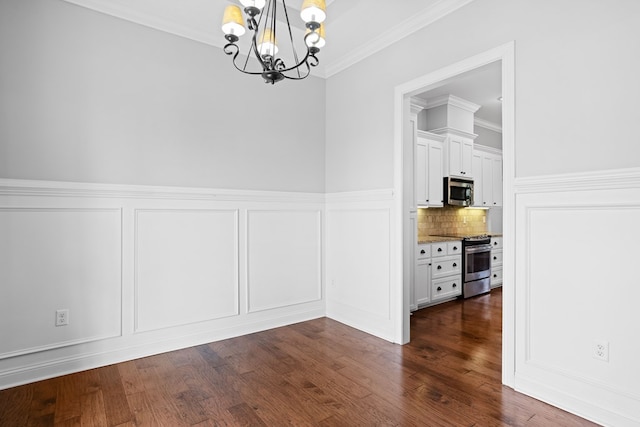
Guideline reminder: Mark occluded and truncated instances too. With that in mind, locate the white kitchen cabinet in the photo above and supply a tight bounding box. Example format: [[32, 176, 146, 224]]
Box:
[[448, 136, 474, 178], [490, 236, 503, 288], [416, 132, 445, 207], [472, 152, 483, 207], [472, 147, 503, 207], [412, 240, 462, 309]]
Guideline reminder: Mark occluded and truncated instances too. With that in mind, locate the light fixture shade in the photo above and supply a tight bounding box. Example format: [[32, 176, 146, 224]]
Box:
[[221, 5, 246, 36], [257, 28, 278, 57], [305, 24, 325, 49], [239, 0, 266, 8], [300, 0, 326, 24]]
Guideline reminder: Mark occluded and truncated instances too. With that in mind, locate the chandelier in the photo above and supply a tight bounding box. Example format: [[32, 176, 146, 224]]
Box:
[[221, 0, 326, 84]]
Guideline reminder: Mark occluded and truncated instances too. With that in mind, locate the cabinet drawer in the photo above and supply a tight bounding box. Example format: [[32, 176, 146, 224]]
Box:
[[491, 250, 503, 267], [432, 255, 461, 279], [447, 241, 462, 255], [491, 267, 503, 286], [432, 277, 462, 301], [416, 244, 431, 260], [491, 237, 503, 250], [431, 242, 447, 256]]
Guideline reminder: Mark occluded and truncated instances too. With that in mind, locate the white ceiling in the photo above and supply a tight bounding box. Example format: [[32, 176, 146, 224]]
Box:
[[62, 0, 477, 77], [414, 61, 502, 128]]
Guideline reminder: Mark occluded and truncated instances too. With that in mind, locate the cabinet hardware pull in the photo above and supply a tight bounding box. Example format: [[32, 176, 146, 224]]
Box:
[[453, 263, 457, 267], [420, 250, 425, 254], [453, 246, 458, 250], [493, 256, 497, 260], [437, 286, 442, 291], [452, 283, 457, 288], [494, 274, 497, 278], [437, 265, 442, 270], [437, 248, 442, 252]]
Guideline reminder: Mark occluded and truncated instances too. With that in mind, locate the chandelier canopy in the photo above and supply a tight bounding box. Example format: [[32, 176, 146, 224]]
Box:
[[221, 0, 326, 84]]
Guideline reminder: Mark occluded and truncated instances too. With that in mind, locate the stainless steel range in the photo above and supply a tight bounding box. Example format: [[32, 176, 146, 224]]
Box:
[[461, 235, 492, 298]]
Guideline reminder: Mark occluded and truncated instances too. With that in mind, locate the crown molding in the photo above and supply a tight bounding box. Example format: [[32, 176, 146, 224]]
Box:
[[410, 97, 428, 115], [474, 118, 503, 133], [324, 0, 477, 78], [514, 167, 640, 194], [427, 127, 478, 140], [474, 144, 502, 156], [62, 0, 222, 48], [423, 94, 481, 113]]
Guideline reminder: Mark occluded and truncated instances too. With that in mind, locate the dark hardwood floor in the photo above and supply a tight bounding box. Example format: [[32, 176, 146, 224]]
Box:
[[0, 288, 598, 426]]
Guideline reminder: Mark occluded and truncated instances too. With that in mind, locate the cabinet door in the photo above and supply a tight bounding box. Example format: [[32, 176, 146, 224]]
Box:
[[482, 156, 493, 207], [461, 140, 474, 177], [472, 152, 483, 207], [448, 137, 463, 177], [427, 142, 443, 207], [416, 141, 428, 205], [415, 259, 431, 306], [492, 157, 503, 207]]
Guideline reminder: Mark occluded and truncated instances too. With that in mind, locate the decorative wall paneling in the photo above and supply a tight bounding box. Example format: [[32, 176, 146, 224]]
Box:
[[513, 167, 640, 427], [325, 189, 397, 342], [0, 179, 324, 390]]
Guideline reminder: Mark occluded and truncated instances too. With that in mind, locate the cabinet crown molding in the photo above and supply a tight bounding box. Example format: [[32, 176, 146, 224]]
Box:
[[423, 94, 481, 113], [427, 127, 478, 140], [416, 130, 447, 142], [474, 118, 502, 133]]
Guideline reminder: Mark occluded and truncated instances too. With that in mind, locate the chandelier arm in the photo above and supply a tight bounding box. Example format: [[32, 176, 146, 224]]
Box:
[[224, 43, 270, 76], [248, 29, 271, 72]]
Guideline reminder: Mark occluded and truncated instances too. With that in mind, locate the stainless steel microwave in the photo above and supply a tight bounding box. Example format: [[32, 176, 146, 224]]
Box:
[[444, 177, 474, 207]]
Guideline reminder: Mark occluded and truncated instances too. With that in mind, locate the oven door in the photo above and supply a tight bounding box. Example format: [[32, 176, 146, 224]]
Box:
[[464, 244, 492, 282]]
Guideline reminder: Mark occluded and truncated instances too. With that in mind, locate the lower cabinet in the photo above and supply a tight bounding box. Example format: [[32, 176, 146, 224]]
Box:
[[490, 236, 503, 288], [413, 240, 462, 309]]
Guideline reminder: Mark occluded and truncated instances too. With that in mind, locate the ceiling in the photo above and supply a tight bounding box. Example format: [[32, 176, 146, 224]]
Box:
[[414, 60, 502, 129], [61, 0, 477, 78]]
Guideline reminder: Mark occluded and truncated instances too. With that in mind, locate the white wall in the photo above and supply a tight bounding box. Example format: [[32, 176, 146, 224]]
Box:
[[0, 0, 326, 192], [326, 0, 640, 191], [325, 0, 640, 425]]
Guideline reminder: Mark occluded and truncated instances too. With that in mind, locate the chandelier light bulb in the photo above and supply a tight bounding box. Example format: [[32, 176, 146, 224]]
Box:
[[300, 0, 326, 24], [221, 5, 246, 37], [257, 28, 278, 57]]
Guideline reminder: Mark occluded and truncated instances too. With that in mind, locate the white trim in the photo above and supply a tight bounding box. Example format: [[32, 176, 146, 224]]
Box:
[[62, 0, 220, 47], [428, 127, 478, 140], [474, 144, 503, 156], [393, 41, 516, 383], [423, 94, 481, 113], [474, 117, 503, 133], [325, 0, 477, 78], [515, 167, 640, 194], [325, 188, 394, 204], [0, 179, 325, 204], [417, 130, 447, 142]]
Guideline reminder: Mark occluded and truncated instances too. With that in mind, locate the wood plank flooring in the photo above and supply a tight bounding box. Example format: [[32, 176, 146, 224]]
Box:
[[0, 288, 599, 426]]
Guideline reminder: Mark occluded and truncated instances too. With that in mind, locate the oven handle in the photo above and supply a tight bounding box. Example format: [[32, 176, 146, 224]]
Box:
[[465, 244, 492, 254]]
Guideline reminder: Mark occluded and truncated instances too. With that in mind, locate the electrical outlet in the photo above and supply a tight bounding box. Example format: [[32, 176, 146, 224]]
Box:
[[593, 340, 609, 362], [55, 309, 69, 327]]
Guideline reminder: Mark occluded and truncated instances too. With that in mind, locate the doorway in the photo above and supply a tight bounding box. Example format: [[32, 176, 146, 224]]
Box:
[[393, 42, 515, 386]]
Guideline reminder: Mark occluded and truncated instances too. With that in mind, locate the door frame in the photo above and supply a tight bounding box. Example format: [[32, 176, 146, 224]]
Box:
[[392, 41, 516, 387]]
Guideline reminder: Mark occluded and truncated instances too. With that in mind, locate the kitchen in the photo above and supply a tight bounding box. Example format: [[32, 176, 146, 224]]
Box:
[[404, 61, 503, 311]]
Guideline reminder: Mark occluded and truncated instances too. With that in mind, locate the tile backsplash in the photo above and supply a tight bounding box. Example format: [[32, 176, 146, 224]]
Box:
[[417, 206, 487, 240]]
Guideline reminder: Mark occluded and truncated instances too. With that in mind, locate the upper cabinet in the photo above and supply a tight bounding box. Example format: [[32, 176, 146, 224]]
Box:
[[446, 134, 474, 178], [472, 146, 503, 207], [416, 131, 445, 207], [416, 95, 480, 179]]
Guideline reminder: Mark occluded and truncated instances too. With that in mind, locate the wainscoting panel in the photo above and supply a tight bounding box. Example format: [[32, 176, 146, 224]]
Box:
[[134, 209, 239, 332], [514, 168, 640, 427], [0, 180, 325, 389], [0, 208, 122, 358], [325, 190, 396, 342], [246, 210, 322, 313]]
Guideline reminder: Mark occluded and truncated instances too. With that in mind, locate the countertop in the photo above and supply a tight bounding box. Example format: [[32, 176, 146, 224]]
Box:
[[418, 233, 503, 244]]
